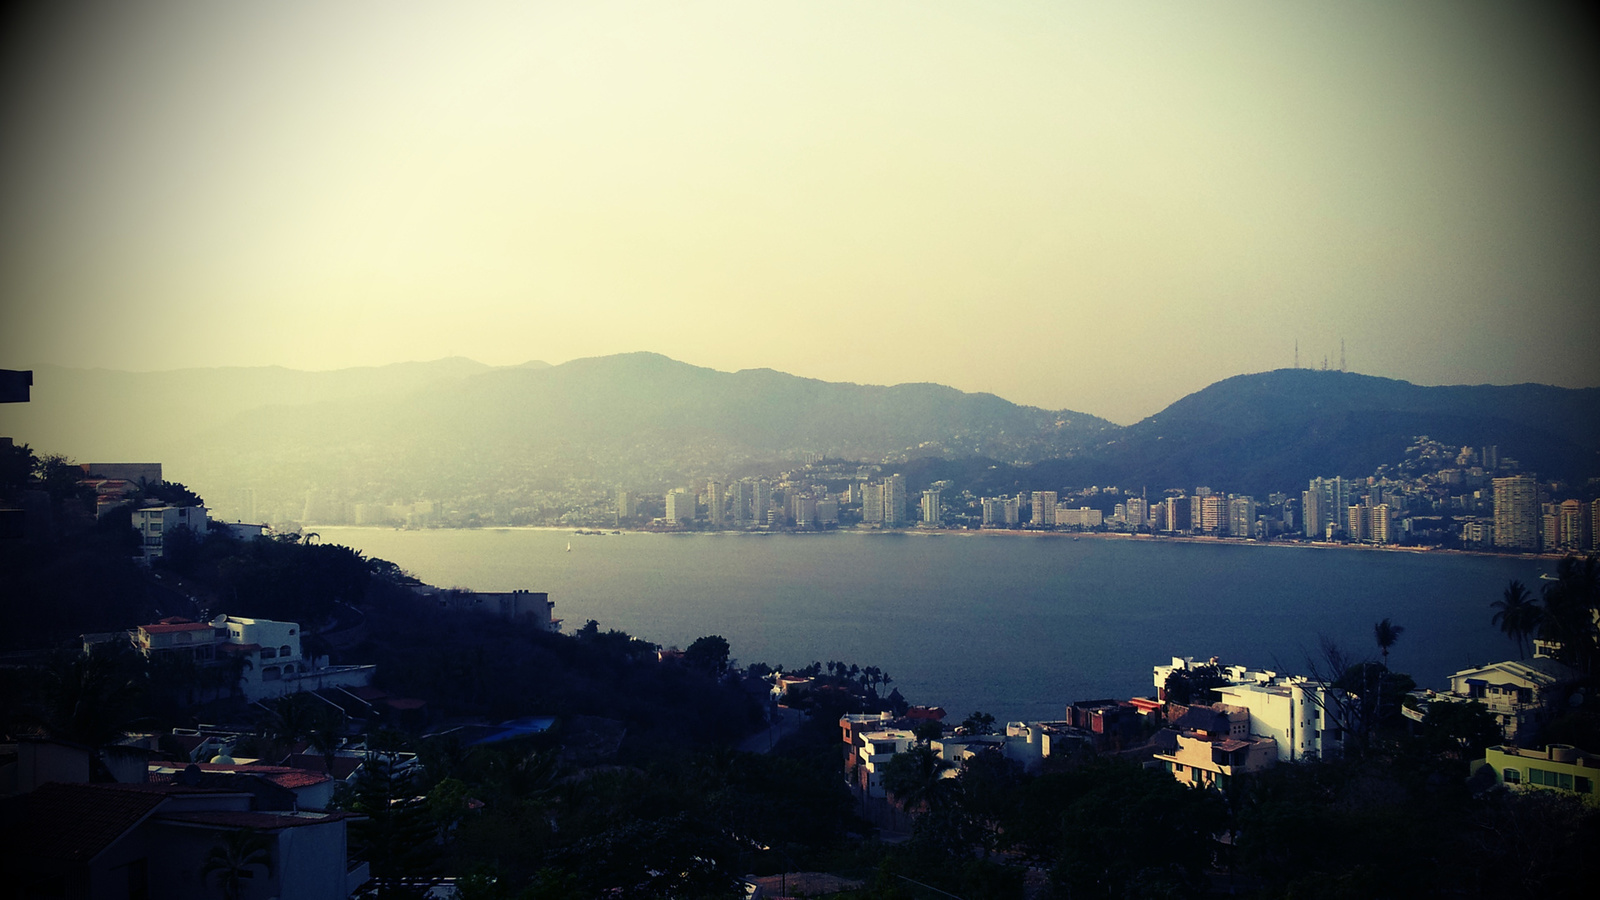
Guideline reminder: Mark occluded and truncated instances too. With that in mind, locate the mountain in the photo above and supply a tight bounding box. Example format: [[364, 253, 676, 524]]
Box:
[[1, 358, 1594, 523], [0, 353, 1114, 521], [2, 357, 519, 461], [1060, 369, 1600, 495]]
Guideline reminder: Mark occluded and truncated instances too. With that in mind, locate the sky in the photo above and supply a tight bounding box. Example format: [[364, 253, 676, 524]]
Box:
[[1, 1, 1596, 425]]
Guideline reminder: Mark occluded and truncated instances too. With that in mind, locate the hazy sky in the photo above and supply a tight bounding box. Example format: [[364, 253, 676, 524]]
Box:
[[1, 1, 1595, 424]]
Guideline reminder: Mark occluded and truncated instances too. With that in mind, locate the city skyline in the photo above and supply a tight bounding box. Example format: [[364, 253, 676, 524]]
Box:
[[2, 2, 1597, 425]]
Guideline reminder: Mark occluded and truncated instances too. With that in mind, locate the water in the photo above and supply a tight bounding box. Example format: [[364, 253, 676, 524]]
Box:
[[317, 527, 1547, 724]]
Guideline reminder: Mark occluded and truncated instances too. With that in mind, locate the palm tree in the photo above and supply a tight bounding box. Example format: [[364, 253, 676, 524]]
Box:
[[1374, 618, 1405, 666], [1491, 580, 1540, 659], [880, 745, 956, 817], [201, 828, 273, 900]]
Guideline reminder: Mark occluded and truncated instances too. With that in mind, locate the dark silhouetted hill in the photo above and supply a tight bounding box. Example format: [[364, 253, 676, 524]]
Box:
[[1060, 369, 1600, 494]]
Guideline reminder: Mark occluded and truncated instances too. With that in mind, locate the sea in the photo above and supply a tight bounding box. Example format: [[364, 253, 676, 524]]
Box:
[[316, 527, 1549, 724]]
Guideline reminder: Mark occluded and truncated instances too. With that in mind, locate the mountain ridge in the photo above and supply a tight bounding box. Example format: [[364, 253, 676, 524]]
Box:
[[1, 356, 1595, 522]]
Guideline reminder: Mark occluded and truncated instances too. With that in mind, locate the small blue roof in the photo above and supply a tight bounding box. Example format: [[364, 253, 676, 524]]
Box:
[[468, 716, 557, 746]]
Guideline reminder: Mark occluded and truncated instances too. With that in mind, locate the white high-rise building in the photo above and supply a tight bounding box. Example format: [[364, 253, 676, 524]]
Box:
[[754, 480, 771, 526], [665, 489, 693, 525], [706, 480, 724, 526], [920, 490, 941, 528], [863, 482, 884, 524], [1228, 497, 1257, 538], [884, 475, 907, 527], [1030, 491, 1057, 526]]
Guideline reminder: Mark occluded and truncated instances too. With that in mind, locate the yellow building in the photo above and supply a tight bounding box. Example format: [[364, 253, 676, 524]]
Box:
[[1475, 744, 1598, 797]]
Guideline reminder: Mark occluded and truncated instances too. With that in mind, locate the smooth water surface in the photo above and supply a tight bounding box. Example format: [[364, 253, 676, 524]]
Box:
[[318, 527, 1547, 723]]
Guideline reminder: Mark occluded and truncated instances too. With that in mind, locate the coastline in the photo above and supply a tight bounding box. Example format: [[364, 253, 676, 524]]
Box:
[[306, 522, 1570, 562]]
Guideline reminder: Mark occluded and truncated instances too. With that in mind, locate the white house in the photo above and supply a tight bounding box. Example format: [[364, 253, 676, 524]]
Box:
[[857, 730, 918, 798], [131, 615, 376, 704], [1443, 658, 1579, 741], [132, 505, 208, 558]]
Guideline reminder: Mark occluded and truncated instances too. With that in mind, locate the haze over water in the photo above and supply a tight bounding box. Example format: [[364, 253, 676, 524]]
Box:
[[319, 527, 1545, 723]]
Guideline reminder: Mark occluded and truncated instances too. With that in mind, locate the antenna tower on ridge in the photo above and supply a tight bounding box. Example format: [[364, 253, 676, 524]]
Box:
[[1340, 339, 1346, 372], [1294, 339, 1299, 369]]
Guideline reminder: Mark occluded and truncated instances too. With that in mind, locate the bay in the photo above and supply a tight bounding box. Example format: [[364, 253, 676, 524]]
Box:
[[316, 527, 1548, 724]]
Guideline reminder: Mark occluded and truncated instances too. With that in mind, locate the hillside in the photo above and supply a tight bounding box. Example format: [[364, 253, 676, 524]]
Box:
[[1068, 369, 1600, 494]]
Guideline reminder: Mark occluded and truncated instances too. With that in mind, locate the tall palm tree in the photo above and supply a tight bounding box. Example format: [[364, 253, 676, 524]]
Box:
[[1491, 580, 1540, 659], [201, 828, 273, 900], [1373, 618, 1405, 666], [1538, 555, 1600, 676]]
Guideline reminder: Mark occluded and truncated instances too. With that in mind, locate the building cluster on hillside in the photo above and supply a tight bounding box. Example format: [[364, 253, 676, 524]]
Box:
[[836, 648, 1596, 810]]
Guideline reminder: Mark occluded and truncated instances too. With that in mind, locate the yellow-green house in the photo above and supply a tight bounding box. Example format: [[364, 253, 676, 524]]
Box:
[[1473, 744, 1598, 796]]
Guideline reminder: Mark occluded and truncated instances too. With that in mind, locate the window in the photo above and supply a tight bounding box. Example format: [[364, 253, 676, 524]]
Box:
[[1577, 777, 1592, 794], [262, 666, 281, 681], [280, 645, 292, 657], [261, 648, 276, 659], [1502, 768, 1521, 784]]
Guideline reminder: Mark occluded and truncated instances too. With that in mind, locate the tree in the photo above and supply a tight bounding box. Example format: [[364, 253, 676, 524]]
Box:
[[1492, 580, 1541, 659], [264, 692, 343, 773], [1373, 618, 1404, 665], [201, 827, 274, 900], [960, 711, 997, 735], [1162, 663, 1227, 708], [1538, 555, 1599, 676], [880, 745, 956, 814], [348, 749, 442, 898], [912, 719, 944, 744], [683, 635, 731, 677], [37, 644, 143, 750]]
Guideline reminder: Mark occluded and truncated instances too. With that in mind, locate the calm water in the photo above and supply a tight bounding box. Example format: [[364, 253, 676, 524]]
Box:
[[318, 527, 1547, 724]]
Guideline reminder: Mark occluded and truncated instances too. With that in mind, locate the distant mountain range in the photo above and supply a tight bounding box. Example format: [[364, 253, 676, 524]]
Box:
[[1, 355, 1595, 520]]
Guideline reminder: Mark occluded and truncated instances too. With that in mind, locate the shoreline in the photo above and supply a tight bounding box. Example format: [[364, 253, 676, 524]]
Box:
[[307, 523, 1572, 562]]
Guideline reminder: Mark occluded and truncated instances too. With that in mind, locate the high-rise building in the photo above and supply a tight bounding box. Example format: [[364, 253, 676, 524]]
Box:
[[1592, 498, 1600, 552], [1346, 505, 1367, 542], [1301, 489, 1322, 538], [1163, 496, 1189, 534], [863, 482, 884, 524], [1031, 491, 1057, 527], [794, 494, 816, 527], [1228, 497, 1257, 538], [616, 490, 634, 523], [1493, 475, 1539, 551], [1200, 495, 1227, 534], [754, 480, 771, 526], [731, 482, 752, 524], [665, 489, 692, 525], [1371, 504, 1391, 544], [920, 490, 941, 528], [1482, 446, 1499, 470], [816, 498, 839, 525], [1125, 497, 1148, 530], [981, 497, 1002, 527], [1557, 499, 1587, 551], [706, 481, 724, 526], [884, 475, 907, 527]]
